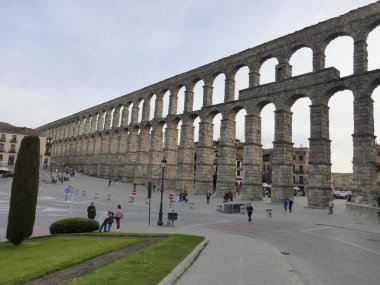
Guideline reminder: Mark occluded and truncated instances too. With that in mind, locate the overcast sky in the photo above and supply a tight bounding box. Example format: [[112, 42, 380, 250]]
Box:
[[1, 0, 379, 172]]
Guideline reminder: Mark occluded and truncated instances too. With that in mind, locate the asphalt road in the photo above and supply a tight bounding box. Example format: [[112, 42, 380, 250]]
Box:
[[1, 173, 379, 285]]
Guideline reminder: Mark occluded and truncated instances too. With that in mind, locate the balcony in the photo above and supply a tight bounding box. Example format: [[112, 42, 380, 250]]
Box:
[[0, 149, 5, 153], [10, 139, 17, 143], [0, 138, 5, 142], [9, 149, 16, 153]]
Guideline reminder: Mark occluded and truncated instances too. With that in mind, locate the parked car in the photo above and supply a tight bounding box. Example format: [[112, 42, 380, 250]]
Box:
[[333, 190, 352, 199]]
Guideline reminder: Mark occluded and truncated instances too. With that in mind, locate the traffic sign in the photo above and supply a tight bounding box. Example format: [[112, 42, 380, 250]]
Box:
[[64, 188, 70, 193], [132, 189, 137, 196], [169, 193, 174, 200]]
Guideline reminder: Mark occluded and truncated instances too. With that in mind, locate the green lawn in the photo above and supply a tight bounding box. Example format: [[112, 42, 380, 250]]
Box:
[[0, 233, 205, 285]]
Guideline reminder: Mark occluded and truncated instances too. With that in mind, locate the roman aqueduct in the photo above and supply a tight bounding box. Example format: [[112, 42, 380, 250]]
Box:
[[37, 2, 380, 208]]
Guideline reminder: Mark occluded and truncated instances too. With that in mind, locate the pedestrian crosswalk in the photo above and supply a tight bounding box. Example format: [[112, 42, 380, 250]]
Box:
[[209, 219, 299, 237]]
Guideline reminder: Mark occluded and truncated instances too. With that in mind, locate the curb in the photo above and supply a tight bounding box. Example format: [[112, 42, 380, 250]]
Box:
[[158, 238, 209, 285]]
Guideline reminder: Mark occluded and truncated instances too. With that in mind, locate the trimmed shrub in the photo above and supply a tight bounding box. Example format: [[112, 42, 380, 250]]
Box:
[[50, 217, 99, 234], [6, 136, 40, 246]]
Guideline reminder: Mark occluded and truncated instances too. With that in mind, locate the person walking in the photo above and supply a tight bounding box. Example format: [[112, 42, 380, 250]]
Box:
[[108, 179, 112, 187], [328, 200, 334, 214], [247, 203, 253, 222], [87, 202, 96, 219], [107, 212, 115, 232], [98, 211, 109, 232], [206, 192, 211, 204], [115, 204, 123, 231], [283, 196, 289, 212], [288, 198, 293, 213]]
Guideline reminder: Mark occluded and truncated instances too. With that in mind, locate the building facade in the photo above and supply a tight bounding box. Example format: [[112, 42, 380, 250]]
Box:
[[0, 122, 47, 172]]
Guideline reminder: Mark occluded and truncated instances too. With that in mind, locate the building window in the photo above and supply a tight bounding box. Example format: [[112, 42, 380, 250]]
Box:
[[299, 165, 304, 173], [293, 155, 295, 160], [0, 143, 4, 152], [0, 134, 5, 142], [0, 154, 3, 162], [299, 176, 304, 184], [11, 135, 17, 143], [263, 154, 270, 162], [299, 155, 304, 161], [237, 169, 241, 176], [8, 156, 15, 166], [10, 144, 16, 153], [237, 161, 241, 168]]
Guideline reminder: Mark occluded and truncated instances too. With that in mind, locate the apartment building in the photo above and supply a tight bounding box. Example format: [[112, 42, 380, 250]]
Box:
[[0, 122, 47, 172]]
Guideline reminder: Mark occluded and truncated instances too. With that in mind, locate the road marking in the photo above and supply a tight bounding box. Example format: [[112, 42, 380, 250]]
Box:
[[305, 231, 380, 256], [301, 226, 331, 232]]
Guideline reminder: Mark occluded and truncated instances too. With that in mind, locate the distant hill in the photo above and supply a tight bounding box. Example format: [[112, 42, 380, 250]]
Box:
[[0, 122, 40, 135]]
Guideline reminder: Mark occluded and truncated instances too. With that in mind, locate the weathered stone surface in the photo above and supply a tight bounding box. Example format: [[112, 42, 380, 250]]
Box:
[[37, 3, 380, 207]]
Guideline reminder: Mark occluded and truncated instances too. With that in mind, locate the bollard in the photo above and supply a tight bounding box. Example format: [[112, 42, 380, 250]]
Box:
[[82, 190, 86, 197]]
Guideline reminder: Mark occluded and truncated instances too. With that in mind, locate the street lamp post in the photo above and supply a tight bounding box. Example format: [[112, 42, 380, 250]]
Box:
[[61, 163, 65, 183], [157, 159, 167, 226]]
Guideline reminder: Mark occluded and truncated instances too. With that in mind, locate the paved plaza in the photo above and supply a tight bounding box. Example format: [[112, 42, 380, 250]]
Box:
[[1, 172, 380, 285]]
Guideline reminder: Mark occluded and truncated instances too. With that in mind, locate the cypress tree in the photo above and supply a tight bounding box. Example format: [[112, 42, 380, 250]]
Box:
[[6, 135, 40, 246]]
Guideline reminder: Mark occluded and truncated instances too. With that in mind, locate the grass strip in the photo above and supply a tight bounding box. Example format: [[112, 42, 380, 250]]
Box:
[[66, 234, 205, 285], [0, 236, 142, 285]]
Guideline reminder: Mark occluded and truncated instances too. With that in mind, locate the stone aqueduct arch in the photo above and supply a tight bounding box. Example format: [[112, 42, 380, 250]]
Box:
[[37, 2, 380, 208]]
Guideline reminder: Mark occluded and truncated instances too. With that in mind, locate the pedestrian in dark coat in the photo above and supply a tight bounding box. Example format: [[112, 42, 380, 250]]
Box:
[[288, 199, 293, 213], [247, 203, 253, 222], [87, 202, 96, 219]]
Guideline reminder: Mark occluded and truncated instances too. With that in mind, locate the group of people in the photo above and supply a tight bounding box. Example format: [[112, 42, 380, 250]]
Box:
[[87, 202, 124, 232], [176, 190, 188, 202], [282, 196, 294, 213], [223, 191, 234, 202]]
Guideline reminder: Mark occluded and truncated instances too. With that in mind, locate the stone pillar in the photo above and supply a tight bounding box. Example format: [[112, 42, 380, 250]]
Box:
[[184, 88, 194, 113], [271, 107, 293, 203], [79, 118, 85, 135], [241, 113, 263, 200], [194, 119, 215, 194], [90, 116, 97, 133], [176, 119, 195, 192], [165, 123, 179, 190], [104, 109, 112, 130], [134, 127, 151, 184], [249, 68, 260, 87], [114, 130, 128, 178], [121, 105, 130, 127], [124, 127, 139, 182], [308, 100, 332, 208], [215, 117, 237, 196], [112, 107, 120, 128], [168, 89, 178, 115], [142, 99, 150, 122], [313, 50, 325, 72], [147, 124, 164, 185], [83, 117, 90, 134], [352, 94, 378, 200], [353, 38, 368, 74], [275, 61, 292, 81], [155, 93, 164, 118], [224, 74, 235, 103], [131, 105, 139, 124], [97, 111, 105, 131], [203, 79, 213, 107]]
